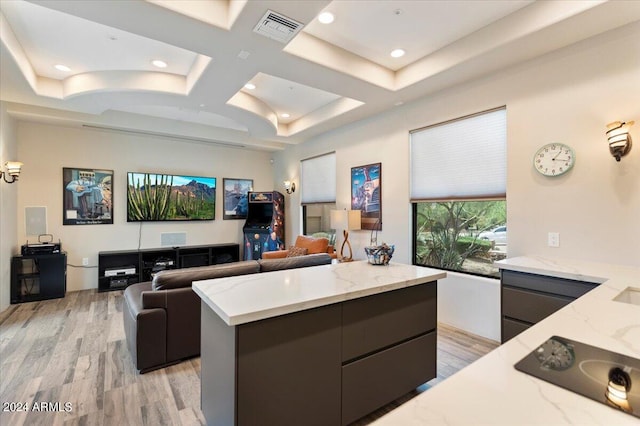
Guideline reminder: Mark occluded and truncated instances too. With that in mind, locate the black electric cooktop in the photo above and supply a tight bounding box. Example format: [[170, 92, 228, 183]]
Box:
[[515, 336, 640, 418]]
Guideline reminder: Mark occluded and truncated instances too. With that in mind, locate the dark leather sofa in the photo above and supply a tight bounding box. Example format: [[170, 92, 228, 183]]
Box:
[[123, 253, 332, 373]]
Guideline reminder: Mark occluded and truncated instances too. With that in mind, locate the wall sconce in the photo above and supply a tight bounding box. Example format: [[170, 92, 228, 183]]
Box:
[[330, 209, 361, 262], [607, 120, 634, 161], [1, 161, 23, 183], [283, 180, 296, 194]]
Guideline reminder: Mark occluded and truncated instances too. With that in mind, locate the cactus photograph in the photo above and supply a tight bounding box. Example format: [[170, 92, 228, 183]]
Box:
[[127, 172, 216, 221]]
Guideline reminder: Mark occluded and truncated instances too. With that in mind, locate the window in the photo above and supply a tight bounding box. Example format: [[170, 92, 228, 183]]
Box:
[[303, 203, 336, 244], [413, 201, 506, 277], [301, 152, 337, 244], [301, 152, 336, 204], [410, 108, 506, 278]]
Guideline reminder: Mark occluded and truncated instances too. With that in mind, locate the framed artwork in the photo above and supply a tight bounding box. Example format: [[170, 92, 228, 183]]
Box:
[[351, 162, 381, 230], [223, 178, 253, 219], [63, 167, 113, 225]]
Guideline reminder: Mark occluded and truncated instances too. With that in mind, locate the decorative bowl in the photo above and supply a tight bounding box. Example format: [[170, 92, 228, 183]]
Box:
[[364, 244, 394, 265]]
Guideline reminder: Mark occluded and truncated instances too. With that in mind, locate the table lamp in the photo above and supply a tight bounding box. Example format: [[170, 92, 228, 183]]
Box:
[[330, 209, 361, 262]]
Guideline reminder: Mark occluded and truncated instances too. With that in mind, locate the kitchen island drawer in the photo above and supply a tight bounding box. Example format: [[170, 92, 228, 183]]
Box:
[[341, 331, 436, 425], [342, 282, 436, 362]]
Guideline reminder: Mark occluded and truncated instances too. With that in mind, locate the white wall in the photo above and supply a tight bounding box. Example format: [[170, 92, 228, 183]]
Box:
[[0, 102, 19, 312], [438, 273, 501, 340], [15, 123, 274, 293], [274, 23, 640, 341]]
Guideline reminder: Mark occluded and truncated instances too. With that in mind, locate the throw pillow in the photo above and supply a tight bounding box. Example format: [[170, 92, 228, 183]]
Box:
[[296, 235, 329, 254], [286, 246, 308, 258]]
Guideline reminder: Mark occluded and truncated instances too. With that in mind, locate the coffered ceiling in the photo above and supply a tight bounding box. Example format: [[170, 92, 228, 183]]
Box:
[[2, 0, 639, 151]]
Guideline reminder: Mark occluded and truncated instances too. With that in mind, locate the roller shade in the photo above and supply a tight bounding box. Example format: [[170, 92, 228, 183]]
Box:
[[410, 108, 506, 201], [301, 152, 336, 204]]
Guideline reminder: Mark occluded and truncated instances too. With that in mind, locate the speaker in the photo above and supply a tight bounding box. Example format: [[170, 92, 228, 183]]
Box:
[[25, 206, 47, 236], [161, 232, 186, 246]]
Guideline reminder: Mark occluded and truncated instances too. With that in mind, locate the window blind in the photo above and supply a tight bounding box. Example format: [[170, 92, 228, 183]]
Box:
[[410, 108, 506, 201], [301, 152, 336, 204]]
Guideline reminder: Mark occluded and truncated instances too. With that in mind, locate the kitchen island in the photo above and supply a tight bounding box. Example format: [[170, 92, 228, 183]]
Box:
[[373, 256, 640, 425], [192, 260, 446, 426]]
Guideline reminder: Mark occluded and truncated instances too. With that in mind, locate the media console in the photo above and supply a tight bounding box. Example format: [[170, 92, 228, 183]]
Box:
[[98, 243, 239, 292]]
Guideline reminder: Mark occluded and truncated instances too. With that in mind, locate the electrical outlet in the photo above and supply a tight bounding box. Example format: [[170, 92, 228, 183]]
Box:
[[548, 232, 560, 248], [82, 257, 89, 266]]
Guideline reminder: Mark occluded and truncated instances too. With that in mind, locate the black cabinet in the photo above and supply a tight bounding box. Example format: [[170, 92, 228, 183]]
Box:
[[11, 253, 67, 303], [500, 269, 598, 343], [98, 243, 239, 292]]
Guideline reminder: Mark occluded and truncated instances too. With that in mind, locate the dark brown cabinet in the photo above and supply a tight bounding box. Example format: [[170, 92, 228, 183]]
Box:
[[500, 269, 598, 343], [11, 253, 67, 303], [341, 283, 436, 424], [201, 281, 437, 426], [98, 243, 239, 292]]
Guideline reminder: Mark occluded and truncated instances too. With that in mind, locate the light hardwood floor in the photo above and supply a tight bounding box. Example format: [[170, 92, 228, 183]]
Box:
[[0, 289, 498, 425]]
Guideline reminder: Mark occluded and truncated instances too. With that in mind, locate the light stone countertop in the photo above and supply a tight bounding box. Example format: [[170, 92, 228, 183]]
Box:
[[372, 255, 640, 425], [192, 260, 446, 326]]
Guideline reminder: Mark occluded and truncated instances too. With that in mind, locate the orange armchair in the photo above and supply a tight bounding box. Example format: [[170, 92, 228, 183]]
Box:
[[262, 235, 337, 259]]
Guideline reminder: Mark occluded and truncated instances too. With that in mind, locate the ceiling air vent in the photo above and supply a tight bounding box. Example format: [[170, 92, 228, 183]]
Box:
[[253, 10, 303, 44]]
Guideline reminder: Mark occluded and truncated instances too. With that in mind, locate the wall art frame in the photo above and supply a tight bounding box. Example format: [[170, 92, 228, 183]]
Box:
[[351, 162, 381, 231], [223, 178, 253, 220], [63, 167, 113, 225]]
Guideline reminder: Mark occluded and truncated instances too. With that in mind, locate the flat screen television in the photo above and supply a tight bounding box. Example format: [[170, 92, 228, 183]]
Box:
[[127, 172, 216, 221]]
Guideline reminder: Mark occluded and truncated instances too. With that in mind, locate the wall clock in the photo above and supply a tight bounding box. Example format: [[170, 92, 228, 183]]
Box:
[[534, 143, 575, 176]]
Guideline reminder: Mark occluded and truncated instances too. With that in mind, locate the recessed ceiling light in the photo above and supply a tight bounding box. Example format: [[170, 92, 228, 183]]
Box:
[[390, 49, 405, 58], [152, 60, 167, 68], [318, 12, 334, 24], [281, 113, 291, 118], [244, 83, 256, 90], [54, 64, 71, 72]]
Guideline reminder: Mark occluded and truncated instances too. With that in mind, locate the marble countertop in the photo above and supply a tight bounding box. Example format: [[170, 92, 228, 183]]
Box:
[[192, 260, 446, 326], [373, 256, 640, 425]]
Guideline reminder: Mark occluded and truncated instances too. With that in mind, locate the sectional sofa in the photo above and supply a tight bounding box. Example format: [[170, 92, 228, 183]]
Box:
[[123, 253, 332, 373]]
